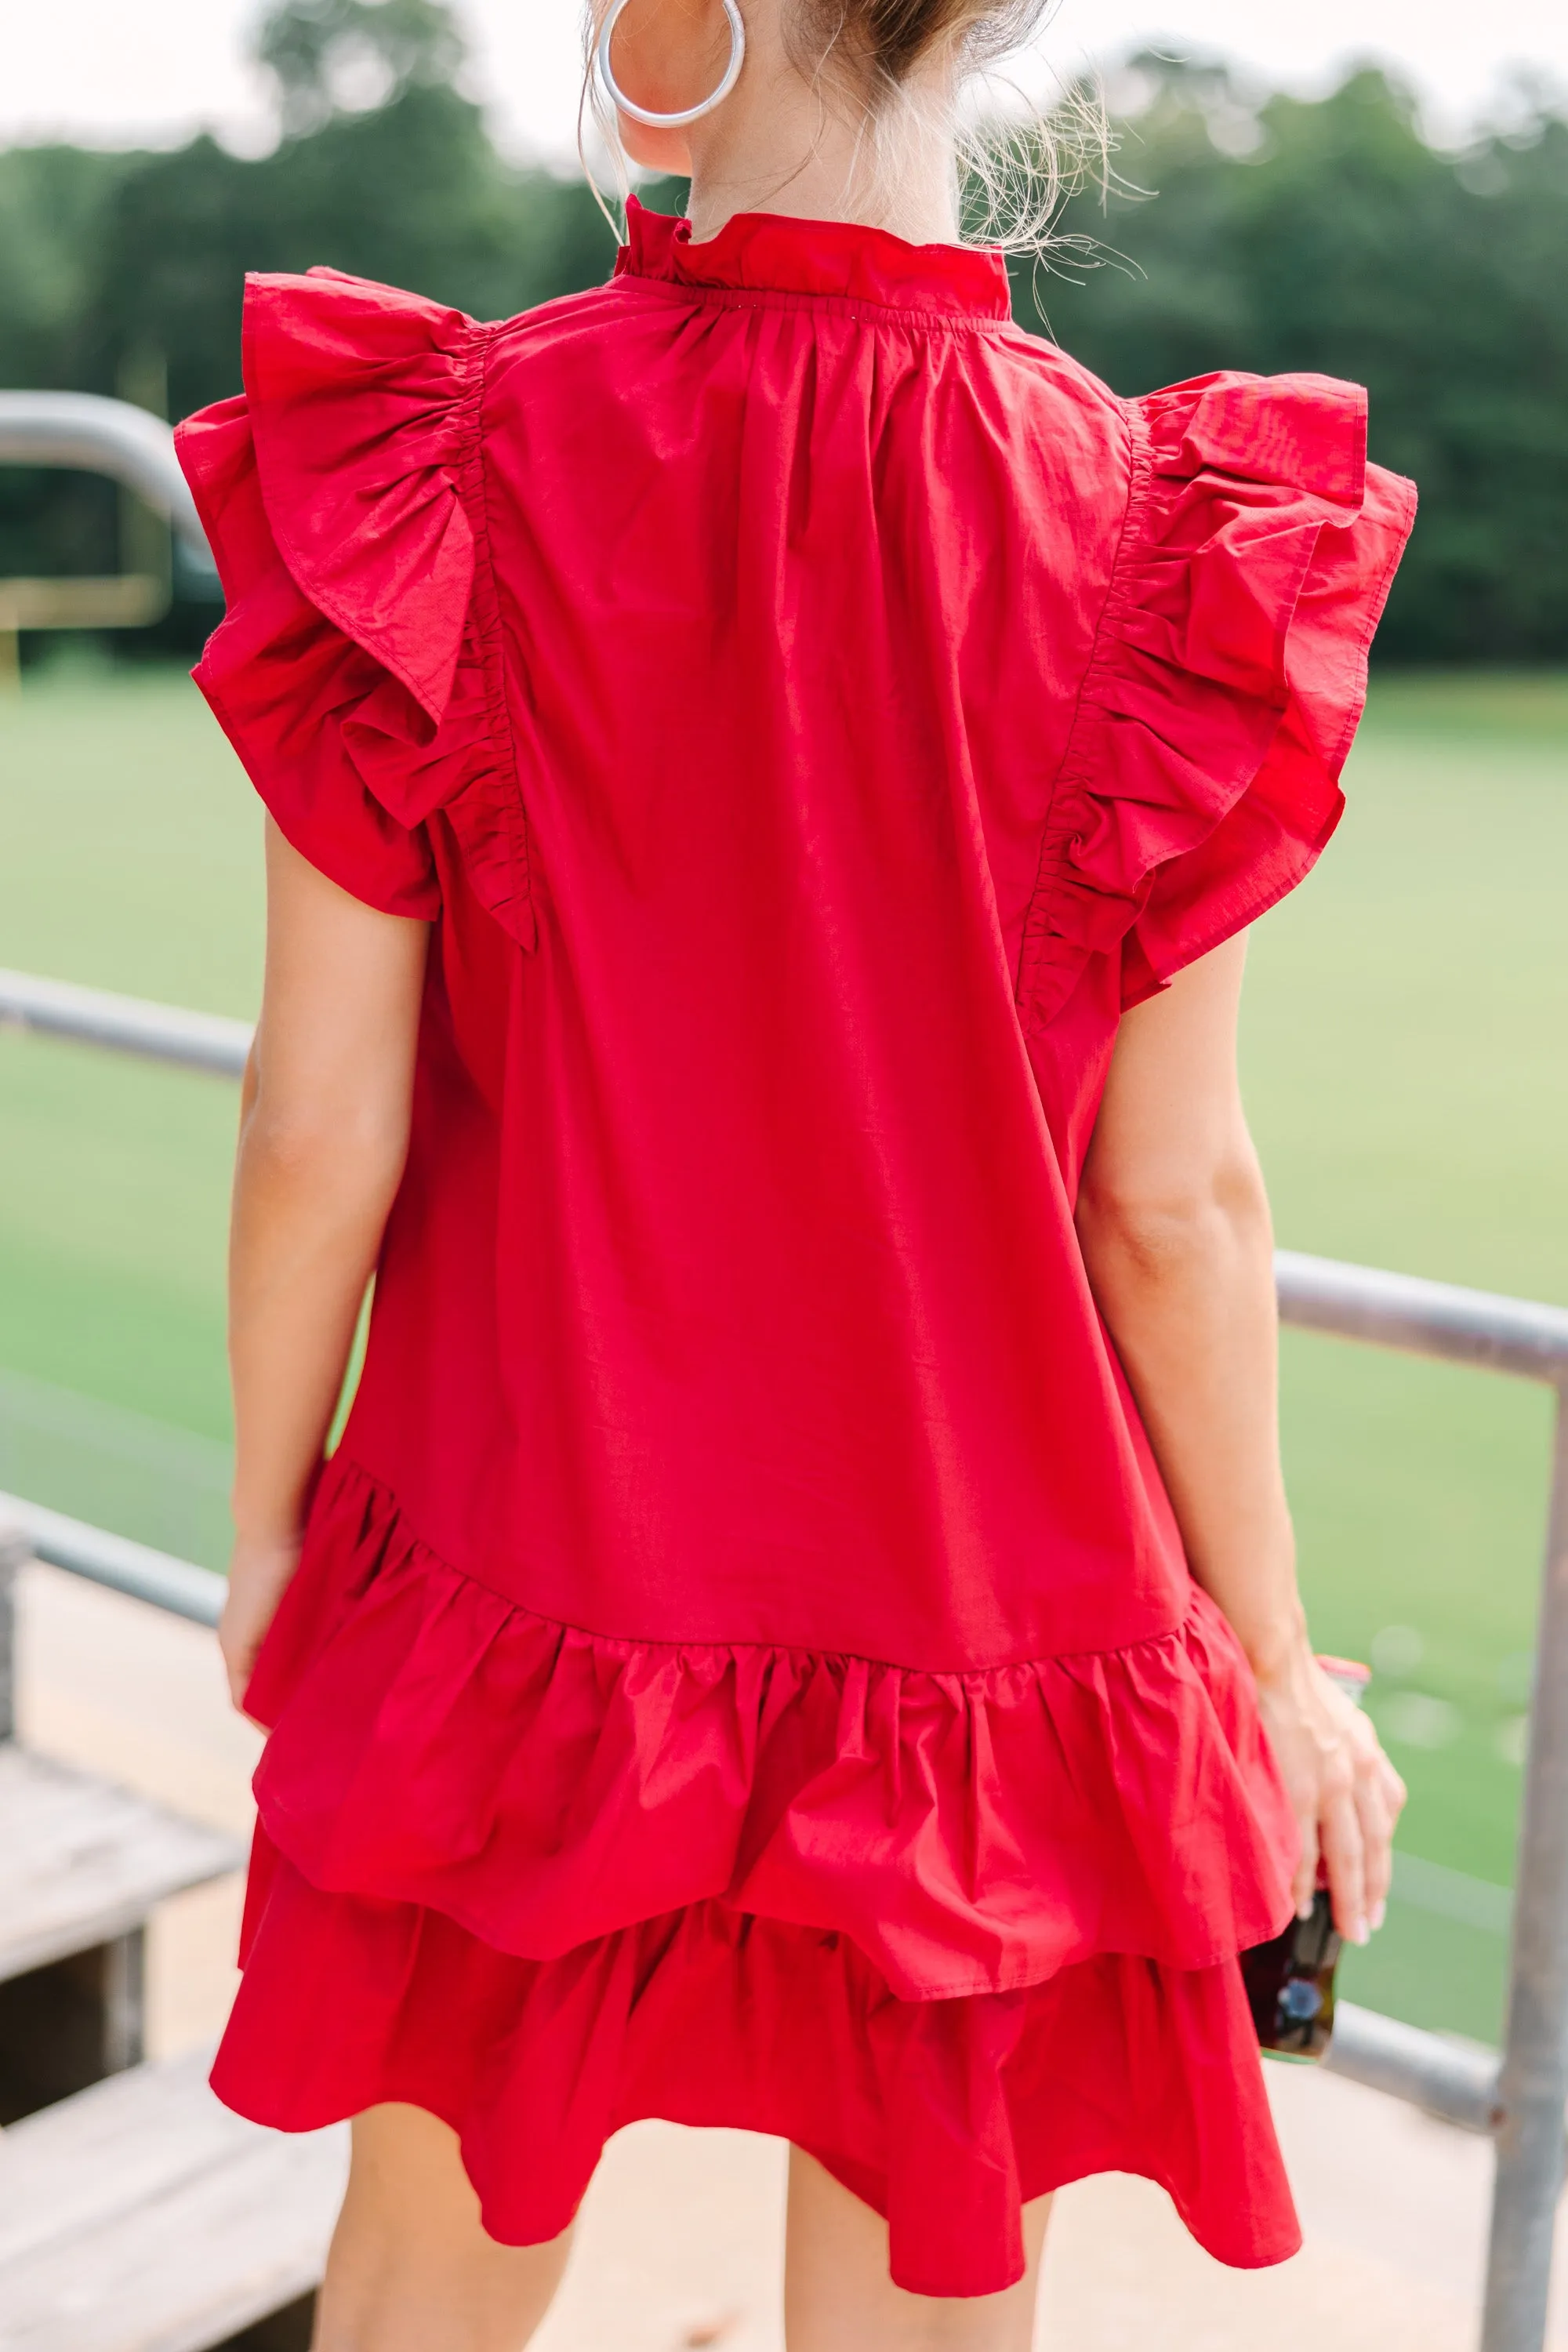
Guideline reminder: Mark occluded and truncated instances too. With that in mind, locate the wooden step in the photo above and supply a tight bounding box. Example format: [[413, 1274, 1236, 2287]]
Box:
[[0, 1744, 243, 1984], [0, 1742, 245, 2114], [0, 2043, 347, 2352]]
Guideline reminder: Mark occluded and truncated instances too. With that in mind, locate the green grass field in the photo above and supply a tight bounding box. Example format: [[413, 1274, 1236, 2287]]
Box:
[[2, 659, 1566, 2041]]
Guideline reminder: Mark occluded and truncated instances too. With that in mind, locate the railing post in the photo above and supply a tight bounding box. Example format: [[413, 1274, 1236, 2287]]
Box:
[[1482, 1386, 1568, 2351]]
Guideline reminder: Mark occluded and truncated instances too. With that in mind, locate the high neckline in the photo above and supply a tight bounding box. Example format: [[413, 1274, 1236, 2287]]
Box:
[[615, 194, 1012, 323]]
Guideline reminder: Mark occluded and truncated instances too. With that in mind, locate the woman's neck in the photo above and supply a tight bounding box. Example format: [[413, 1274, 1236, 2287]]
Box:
[[682, 33, 961, 246]]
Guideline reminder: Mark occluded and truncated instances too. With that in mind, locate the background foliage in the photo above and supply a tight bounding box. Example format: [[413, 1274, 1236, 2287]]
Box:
[[1030, 60, 1568, 662], [0, 0, 1565, 659]]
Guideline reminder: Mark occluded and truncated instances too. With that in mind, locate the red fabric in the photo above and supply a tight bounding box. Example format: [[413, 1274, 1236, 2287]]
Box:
[[176, 197, 1415, 2294], [248, 1455, 1298, 1999], [223, 1831, 1298, 2297]]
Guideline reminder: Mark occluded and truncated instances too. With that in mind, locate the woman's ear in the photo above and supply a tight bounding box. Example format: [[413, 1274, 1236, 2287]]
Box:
[[593, 0, 735, 171]]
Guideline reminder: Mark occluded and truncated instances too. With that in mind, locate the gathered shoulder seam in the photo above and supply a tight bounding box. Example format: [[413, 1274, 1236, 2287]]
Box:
[[1013, 397, 1152, 1035], [452, 320, 539, 953]]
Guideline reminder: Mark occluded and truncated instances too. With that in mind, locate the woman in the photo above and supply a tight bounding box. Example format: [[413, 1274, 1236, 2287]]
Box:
[[177, 0, 1413, 2344]]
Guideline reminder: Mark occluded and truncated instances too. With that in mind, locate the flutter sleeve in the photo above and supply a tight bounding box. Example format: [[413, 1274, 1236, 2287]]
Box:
[[1018, 371, 1417, 1027], [176, 268, 515, 927]]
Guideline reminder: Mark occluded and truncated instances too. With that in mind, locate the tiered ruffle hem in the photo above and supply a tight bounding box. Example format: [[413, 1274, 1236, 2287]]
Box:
[[220, 1455, 1302, 2292]]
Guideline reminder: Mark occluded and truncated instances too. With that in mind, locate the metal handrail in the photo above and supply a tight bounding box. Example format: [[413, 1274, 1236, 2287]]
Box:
[[0, 967, 251, 1079], [1327, 2000, 1501, 2134], [1276, 1253, 1568, 2352], [0, 1490, 223, 1628], [2, 967, 1566, 2352], [0, 393, 214, 568], [1276, 1250, 1568, 1383]]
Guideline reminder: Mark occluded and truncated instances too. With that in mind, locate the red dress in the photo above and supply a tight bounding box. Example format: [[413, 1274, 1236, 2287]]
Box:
[[177, 198, 1414, 2296]]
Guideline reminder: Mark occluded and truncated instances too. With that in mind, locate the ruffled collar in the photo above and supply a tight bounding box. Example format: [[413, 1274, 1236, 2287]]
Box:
[[615, 194, 1011, 322]]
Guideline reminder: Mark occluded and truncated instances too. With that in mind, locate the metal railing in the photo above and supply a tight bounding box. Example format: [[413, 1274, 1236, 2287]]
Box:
[[2, 976, 1566, 2352], [0, 967, 250, 1078], [0, 394, 219, 681], [0, 393, 213, 566], [1273, 1251, 1568, 2352]]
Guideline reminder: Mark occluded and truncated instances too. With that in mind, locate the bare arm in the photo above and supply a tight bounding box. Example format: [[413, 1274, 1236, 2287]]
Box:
[[221, 818, 430, 1708], [1077, 935, 1405, 1942]]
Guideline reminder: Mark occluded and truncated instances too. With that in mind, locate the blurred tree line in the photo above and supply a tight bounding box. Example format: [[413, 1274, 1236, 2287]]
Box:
[[1030, 60, 1568, 664], [1, 0, 1564, 661]]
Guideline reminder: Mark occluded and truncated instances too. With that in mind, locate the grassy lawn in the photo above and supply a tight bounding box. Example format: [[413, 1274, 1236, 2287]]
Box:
[[2, 657, 1566, 2041]]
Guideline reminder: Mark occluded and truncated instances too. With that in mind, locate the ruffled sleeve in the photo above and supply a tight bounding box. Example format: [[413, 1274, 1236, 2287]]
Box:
[[1018, 371, 1417, 1027], [176, 269, 526, 931]]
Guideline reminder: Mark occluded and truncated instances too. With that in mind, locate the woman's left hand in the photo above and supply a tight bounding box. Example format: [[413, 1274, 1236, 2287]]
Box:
[[1254, 1640, 1408, 1943]]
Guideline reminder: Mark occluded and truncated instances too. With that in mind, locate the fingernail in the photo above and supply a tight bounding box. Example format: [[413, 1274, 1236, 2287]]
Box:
[[1298, 1900, 1315, 1921], [1350, 1918, 1370, 1946], [1370, 1900, 1387, 1933]]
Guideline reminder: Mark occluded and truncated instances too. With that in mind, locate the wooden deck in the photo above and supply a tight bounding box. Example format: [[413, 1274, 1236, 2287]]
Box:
[[0, 2047, 344, 2352], [0, 1744, 240, 1984]]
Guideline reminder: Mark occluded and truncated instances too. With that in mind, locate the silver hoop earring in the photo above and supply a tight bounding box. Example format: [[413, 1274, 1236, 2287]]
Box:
[[595, 0, 746, 129]]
